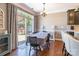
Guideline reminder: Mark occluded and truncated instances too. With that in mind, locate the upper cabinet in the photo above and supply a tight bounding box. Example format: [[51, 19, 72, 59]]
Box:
[[67, 9, 79, 25]]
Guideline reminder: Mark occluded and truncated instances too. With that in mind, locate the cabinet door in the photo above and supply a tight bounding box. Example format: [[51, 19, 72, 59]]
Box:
[[75, 12, 79, 25], [67, 9, 75, 25]]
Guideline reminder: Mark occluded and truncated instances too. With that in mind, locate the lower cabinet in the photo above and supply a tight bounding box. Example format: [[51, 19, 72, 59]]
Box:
[[0, 34, 11, 56]]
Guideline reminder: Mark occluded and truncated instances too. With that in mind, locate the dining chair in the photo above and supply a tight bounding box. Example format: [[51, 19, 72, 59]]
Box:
[[46, 33, 51, 49], [29, 36, 41, 56]]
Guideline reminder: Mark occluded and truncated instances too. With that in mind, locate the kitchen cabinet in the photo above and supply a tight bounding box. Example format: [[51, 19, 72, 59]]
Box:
[[67, 9, 79, 25]]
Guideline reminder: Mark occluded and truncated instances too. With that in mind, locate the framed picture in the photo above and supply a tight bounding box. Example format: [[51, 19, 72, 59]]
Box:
[[0, 8, 4, 29]]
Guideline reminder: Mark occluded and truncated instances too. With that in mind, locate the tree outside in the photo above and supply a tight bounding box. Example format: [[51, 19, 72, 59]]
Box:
[[17, 9, 33, 35]]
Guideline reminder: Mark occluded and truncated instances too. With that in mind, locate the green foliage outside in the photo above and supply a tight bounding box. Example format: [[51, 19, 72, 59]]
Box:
[[17, 9, 33, 34]]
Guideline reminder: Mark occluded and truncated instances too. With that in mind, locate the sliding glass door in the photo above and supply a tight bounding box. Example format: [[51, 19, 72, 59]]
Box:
[[16, 9, 34, 46]]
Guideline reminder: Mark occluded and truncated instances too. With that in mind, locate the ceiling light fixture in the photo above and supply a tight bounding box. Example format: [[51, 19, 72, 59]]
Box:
[[41, 3, 47, 17]]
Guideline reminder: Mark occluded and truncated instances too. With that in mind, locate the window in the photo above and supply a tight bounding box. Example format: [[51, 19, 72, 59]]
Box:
[[16, 9, 34, 46]]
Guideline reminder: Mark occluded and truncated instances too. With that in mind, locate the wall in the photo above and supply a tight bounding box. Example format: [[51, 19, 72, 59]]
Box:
[[0, 3, 7, 34], [34, 16, 39, 32], [38, 12, 67, 31], [74, 25, 79, 32]]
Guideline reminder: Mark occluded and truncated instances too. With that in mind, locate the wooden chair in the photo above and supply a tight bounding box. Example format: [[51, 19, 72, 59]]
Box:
[[29, 36, 41, 56], [46, 33, 51, 49]]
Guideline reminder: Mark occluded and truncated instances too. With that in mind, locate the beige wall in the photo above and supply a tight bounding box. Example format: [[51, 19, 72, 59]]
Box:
[[38, 12, 67, 31], [34, 16, 39, 32], [74, 25, 79, 32], [0, 3, 7, 33]]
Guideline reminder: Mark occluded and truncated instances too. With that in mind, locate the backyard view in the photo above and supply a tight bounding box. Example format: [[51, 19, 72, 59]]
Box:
[[16, 9, 33, 46]]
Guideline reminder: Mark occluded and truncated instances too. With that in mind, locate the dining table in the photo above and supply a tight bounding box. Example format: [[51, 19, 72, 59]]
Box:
[[26, 31, 49, 50]]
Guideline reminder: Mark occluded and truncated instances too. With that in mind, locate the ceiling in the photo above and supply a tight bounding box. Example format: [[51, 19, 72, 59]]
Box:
[[25, 3, 79, 14]]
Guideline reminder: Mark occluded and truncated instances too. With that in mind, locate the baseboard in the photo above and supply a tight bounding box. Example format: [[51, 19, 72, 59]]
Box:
[[10, 48, 17, 53], [55, 39, 62, 41], [4, 48, 17, 56], [50, 39, 54, 40], [50, 38, 62, 41], [12, 48, 17, 51]]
